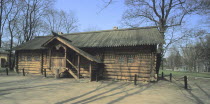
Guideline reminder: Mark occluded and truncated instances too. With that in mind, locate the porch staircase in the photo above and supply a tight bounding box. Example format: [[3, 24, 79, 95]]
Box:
[[65, 68, 78, 79], [66, 59, 79, 79]]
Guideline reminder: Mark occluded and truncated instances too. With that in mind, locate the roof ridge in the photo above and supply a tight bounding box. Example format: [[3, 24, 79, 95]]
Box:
[[35, 26, 158, 37], [62, 26, 158, 36]]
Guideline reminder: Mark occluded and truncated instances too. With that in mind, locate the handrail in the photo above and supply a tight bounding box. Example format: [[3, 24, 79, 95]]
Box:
[[66, 59, 78, 71], [65, 68, 78, 79]]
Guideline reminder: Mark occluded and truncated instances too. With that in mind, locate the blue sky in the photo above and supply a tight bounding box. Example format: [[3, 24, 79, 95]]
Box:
[[55, 0, 126, 31], [55, 0, 208, 32]]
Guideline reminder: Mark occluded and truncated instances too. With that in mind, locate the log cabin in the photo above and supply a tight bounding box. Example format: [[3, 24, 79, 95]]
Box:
[[14, 26, 164, 82], [0, 48, 9, 68]]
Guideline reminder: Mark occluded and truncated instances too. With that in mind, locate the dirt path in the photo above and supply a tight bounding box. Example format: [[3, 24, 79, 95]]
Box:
[[0, 75, 209, 104]]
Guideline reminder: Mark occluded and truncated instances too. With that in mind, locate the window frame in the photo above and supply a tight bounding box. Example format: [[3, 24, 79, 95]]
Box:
[[27, 55, 32, 61], [118, 55, 125, 64], [117, 54, 135, 64], [127, 55, 134, 63], [34, 55, 40, 61], [19, 55, 25, 61]]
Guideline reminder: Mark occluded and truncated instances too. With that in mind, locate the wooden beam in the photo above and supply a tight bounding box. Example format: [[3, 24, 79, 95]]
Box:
[[68, 68, 78, 79], [89, 61, 92, 81], [49, 49, 52, 69], [64, 46, 67, 68], [15, 51, 19, 73], [41, 51, 44, 74], [77, 55, 80, 79], [66, 59, 78, 71]]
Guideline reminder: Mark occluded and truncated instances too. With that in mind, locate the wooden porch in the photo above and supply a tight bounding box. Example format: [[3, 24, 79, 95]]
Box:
[[42, 35, 102, 81]]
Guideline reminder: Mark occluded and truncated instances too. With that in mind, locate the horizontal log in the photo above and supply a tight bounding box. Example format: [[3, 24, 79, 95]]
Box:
[[19, 61, 41, 63], [103, 73, 150, 77], [18, 63, 41, 66], [104, 67, 150, 70], [103, 76, 150, 81], [80, 72, 89, 74], [104, 70, 150, 74], [80, 73, 90, 76], [104, 78, 150, 81], [104, 65, 150, 69], [18, 67, 41, 70], [104, 64, 151, 68], [27, 73, 41, 75], [18, 65, 41, 67], [18, 65, 41, 68]]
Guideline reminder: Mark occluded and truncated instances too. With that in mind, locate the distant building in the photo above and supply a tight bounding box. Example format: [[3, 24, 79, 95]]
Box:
[[0, 48, 9, 68]]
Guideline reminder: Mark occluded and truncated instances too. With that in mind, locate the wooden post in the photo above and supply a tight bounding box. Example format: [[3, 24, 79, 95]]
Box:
[[96, 73, 98, 82], [162, 72, 164, 79], [64, 46, 67, 68], [49, 49, 52, 69], [184, 76, 188, 89], [170, 73, 172, 82], [134, 74, 137, 85], [15, 51, 19, 74], [77, 55, 80, 79], [89, 61, 92, 81], [22, 68, 25, 76], [6, 68, 8, 76], [55, 69, 59, 79], [41, 51, 44, 75], [44, 68, 47, 77], [162, 59, 164, 70], [41, 68, 43, 75]]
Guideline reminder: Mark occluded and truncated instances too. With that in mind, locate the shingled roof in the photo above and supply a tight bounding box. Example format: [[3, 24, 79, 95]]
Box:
[[15, 26, 164, 50]]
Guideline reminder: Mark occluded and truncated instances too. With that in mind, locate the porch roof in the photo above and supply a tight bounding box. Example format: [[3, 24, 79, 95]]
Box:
[[43, 36, 102, 63]]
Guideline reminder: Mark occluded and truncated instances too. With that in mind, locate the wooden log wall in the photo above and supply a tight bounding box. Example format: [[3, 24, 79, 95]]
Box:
[[101, 46, 156, 82], [82, 45, 157, 82], [17, 44, 157, 82], [17, 50, 54, 75], [18, 50, 42, 75], [73, 55, 98, 79]]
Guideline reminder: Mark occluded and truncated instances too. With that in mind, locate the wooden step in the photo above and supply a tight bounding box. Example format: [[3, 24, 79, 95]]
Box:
[[67, 68, 78, 79]]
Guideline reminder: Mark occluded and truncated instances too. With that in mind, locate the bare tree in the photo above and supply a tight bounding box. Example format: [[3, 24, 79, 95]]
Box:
[[0, 0, 15, 47], [124, 0, 209, 74], [167, 45, 182, 71], [7, 0, 20, 70], [102, 0, 208, 74], [44, 9, 78, 34], [14, 0, 54, 44], [179, 31, 209, 72]]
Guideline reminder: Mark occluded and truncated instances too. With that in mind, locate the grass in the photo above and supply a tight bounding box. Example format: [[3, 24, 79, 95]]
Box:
[[159, 70, 210, 78]]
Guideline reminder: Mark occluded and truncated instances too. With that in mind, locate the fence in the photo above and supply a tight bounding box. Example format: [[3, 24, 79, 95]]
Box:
[[160, 72, 189, 89], [0, 68, 51, 78]]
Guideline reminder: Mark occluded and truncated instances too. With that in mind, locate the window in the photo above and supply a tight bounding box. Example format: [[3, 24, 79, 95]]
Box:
[[27, 55, 32, 61], [20, 56, 25, 61], [1, 58, 6, 67], [118, 56, 125, 64], [118, 55, 135, 64], [34, 56, 40, 61], [127, 55, 134, 63]]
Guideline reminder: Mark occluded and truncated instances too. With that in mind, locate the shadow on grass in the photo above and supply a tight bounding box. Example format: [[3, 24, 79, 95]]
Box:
[[195, 83, 210, 98], [0, 93, 11, 96], [56, 82, 154, 104], [186, 89, 204, 104]]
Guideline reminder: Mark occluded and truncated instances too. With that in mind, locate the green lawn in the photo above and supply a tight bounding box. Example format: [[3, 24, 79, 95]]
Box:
[[159, 70, 210, 78]]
